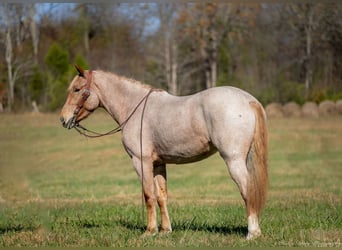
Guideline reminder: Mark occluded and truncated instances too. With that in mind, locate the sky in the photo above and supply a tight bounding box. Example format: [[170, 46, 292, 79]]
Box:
[[35, 3, 160, 36]]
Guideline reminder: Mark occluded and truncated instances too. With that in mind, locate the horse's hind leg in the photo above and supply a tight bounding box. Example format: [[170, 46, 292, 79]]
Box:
[[153, 164, 172, 233], [224, 157, 261, 239]]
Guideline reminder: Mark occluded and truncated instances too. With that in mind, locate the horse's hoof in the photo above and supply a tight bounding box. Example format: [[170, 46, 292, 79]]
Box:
[[159, 228, 172, 235], [246, 230, 261, 240], [142, 229, 158, 237]]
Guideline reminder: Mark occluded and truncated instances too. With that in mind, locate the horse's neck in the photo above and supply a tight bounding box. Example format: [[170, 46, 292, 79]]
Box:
[[94, 71, 150, 124]]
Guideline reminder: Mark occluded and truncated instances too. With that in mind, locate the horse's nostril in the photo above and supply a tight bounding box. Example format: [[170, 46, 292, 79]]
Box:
[[60, 117, 67, 128]]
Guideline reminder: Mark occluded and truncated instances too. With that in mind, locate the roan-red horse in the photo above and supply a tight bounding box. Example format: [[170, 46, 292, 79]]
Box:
[[60, 65, 268, 240]]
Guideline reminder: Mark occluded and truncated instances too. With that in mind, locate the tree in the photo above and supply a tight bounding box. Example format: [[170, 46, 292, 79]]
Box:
[[45, 43, 71, 110], [3, 3, 15, 111], [1, 3, 31, 111], [287, 3, 325, 99], [1, 3, 342, 111], [75, 4, 91, 60], [176, 3, 242, 91], [177, 3, 219, 89], [157, 3, 179, 94], [28, 4, 39, 64]]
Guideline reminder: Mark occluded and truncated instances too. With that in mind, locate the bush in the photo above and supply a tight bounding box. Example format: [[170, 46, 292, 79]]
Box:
[[277, 81, 305, 105], [44, 45, 89, 111], [45, 43, 70, 77], [28, 67, 45, 106]]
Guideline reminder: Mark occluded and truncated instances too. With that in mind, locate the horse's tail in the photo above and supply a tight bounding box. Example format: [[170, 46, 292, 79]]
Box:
[[246, 101, 268, 216]]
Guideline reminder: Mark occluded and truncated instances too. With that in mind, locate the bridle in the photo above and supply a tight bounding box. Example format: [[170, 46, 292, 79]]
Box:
[[73, 70, 93, 117]]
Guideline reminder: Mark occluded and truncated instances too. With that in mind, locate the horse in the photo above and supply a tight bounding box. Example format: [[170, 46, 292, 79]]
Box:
[[60, 65, 268, 240]]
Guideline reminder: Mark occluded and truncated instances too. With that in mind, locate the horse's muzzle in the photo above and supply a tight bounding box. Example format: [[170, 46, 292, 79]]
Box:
[[60, 116, 77, 129]]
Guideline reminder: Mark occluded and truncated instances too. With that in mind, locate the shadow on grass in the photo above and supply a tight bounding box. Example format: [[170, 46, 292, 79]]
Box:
[[0, 224, 38, 234], [172, 221, 247, 236], [118, 218, 247, 236], [117, 218, 145, 233]]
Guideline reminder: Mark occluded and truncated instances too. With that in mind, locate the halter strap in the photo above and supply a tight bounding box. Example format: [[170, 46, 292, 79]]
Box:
[[74, 70, 93, 116]]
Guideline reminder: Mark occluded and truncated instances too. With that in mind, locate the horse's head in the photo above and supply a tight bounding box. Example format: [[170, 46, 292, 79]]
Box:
[[60, 65, 100, 129]]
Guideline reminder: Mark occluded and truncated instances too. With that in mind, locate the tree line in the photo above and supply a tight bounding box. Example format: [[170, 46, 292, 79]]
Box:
[[0, 2, 341, 112]]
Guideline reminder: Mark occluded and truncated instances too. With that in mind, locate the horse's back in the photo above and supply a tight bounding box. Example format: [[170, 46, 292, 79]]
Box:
[[199, 86, 259, 106]]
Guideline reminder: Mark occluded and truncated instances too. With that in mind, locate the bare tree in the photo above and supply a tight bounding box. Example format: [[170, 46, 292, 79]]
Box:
[[28, 4, 39, 64], [3, 4, 15, 111], [75, 4, 90, 59], [159, 3, 178, 95], [179, 3, 218, 89], [177, 3, 239, 90], [1, 3, 32, 111], [288, 3, 324, 99]]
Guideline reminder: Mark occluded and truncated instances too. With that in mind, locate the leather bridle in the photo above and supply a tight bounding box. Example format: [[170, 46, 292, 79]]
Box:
[[73, 70, 93, 117]]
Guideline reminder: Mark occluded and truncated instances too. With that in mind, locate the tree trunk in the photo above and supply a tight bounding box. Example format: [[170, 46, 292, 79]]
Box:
[[5, 28, 14, 112], [304, 4, 314, 99], [209, 28, 218, 88], [170, 42, 178, 95], [160, 3, 178, 95], [199, 3, 218, 89], [164, 28, 171, 91], [80, 4, 90, 59], [29, 4, 39, 64]]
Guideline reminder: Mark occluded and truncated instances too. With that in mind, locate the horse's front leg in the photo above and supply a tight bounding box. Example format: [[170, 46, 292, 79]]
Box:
[[153, 164, 172, 233], [133, 157, 158, 235]]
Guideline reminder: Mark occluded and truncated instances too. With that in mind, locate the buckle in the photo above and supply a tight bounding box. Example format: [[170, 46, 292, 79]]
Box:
[[82, 89, 91, 100]]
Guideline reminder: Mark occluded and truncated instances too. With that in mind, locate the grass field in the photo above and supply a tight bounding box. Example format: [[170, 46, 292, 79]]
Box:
[[0, 111, 341, 247]]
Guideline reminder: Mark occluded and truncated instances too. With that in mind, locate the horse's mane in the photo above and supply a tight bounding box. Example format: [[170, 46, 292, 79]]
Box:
[[97, 70, 160, 91], [68, 70, 164, 92]]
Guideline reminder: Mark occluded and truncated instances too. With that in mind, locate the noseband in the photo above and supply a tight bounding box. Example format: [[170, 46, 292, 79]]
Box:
[[73, 70, 93, 117]]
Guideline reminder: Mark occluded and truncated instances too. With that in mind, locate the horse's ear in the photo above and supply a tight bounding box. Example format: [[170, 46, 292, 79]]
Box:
[[75, 64, 85, 78]]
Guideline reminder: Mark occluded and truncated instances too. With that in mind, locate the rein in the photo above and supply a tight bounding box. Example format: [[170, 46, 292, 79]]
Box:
[[72, 72, 153, 226]]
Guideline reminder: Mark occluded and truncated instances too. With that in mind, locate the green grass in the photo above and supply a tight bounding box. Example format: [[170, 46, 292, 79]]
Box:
[[0, 111, 341, 246]]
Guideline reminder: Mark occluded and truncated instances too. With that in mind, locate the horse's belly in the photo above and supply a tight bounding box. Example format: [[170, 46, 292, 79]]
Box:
[[157, 142, 217, 164]]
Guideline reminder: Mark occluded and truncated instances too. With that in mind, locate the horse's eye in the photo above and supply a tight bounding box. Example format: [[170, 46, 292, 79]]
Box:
[[74, 88, 80, 93]]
